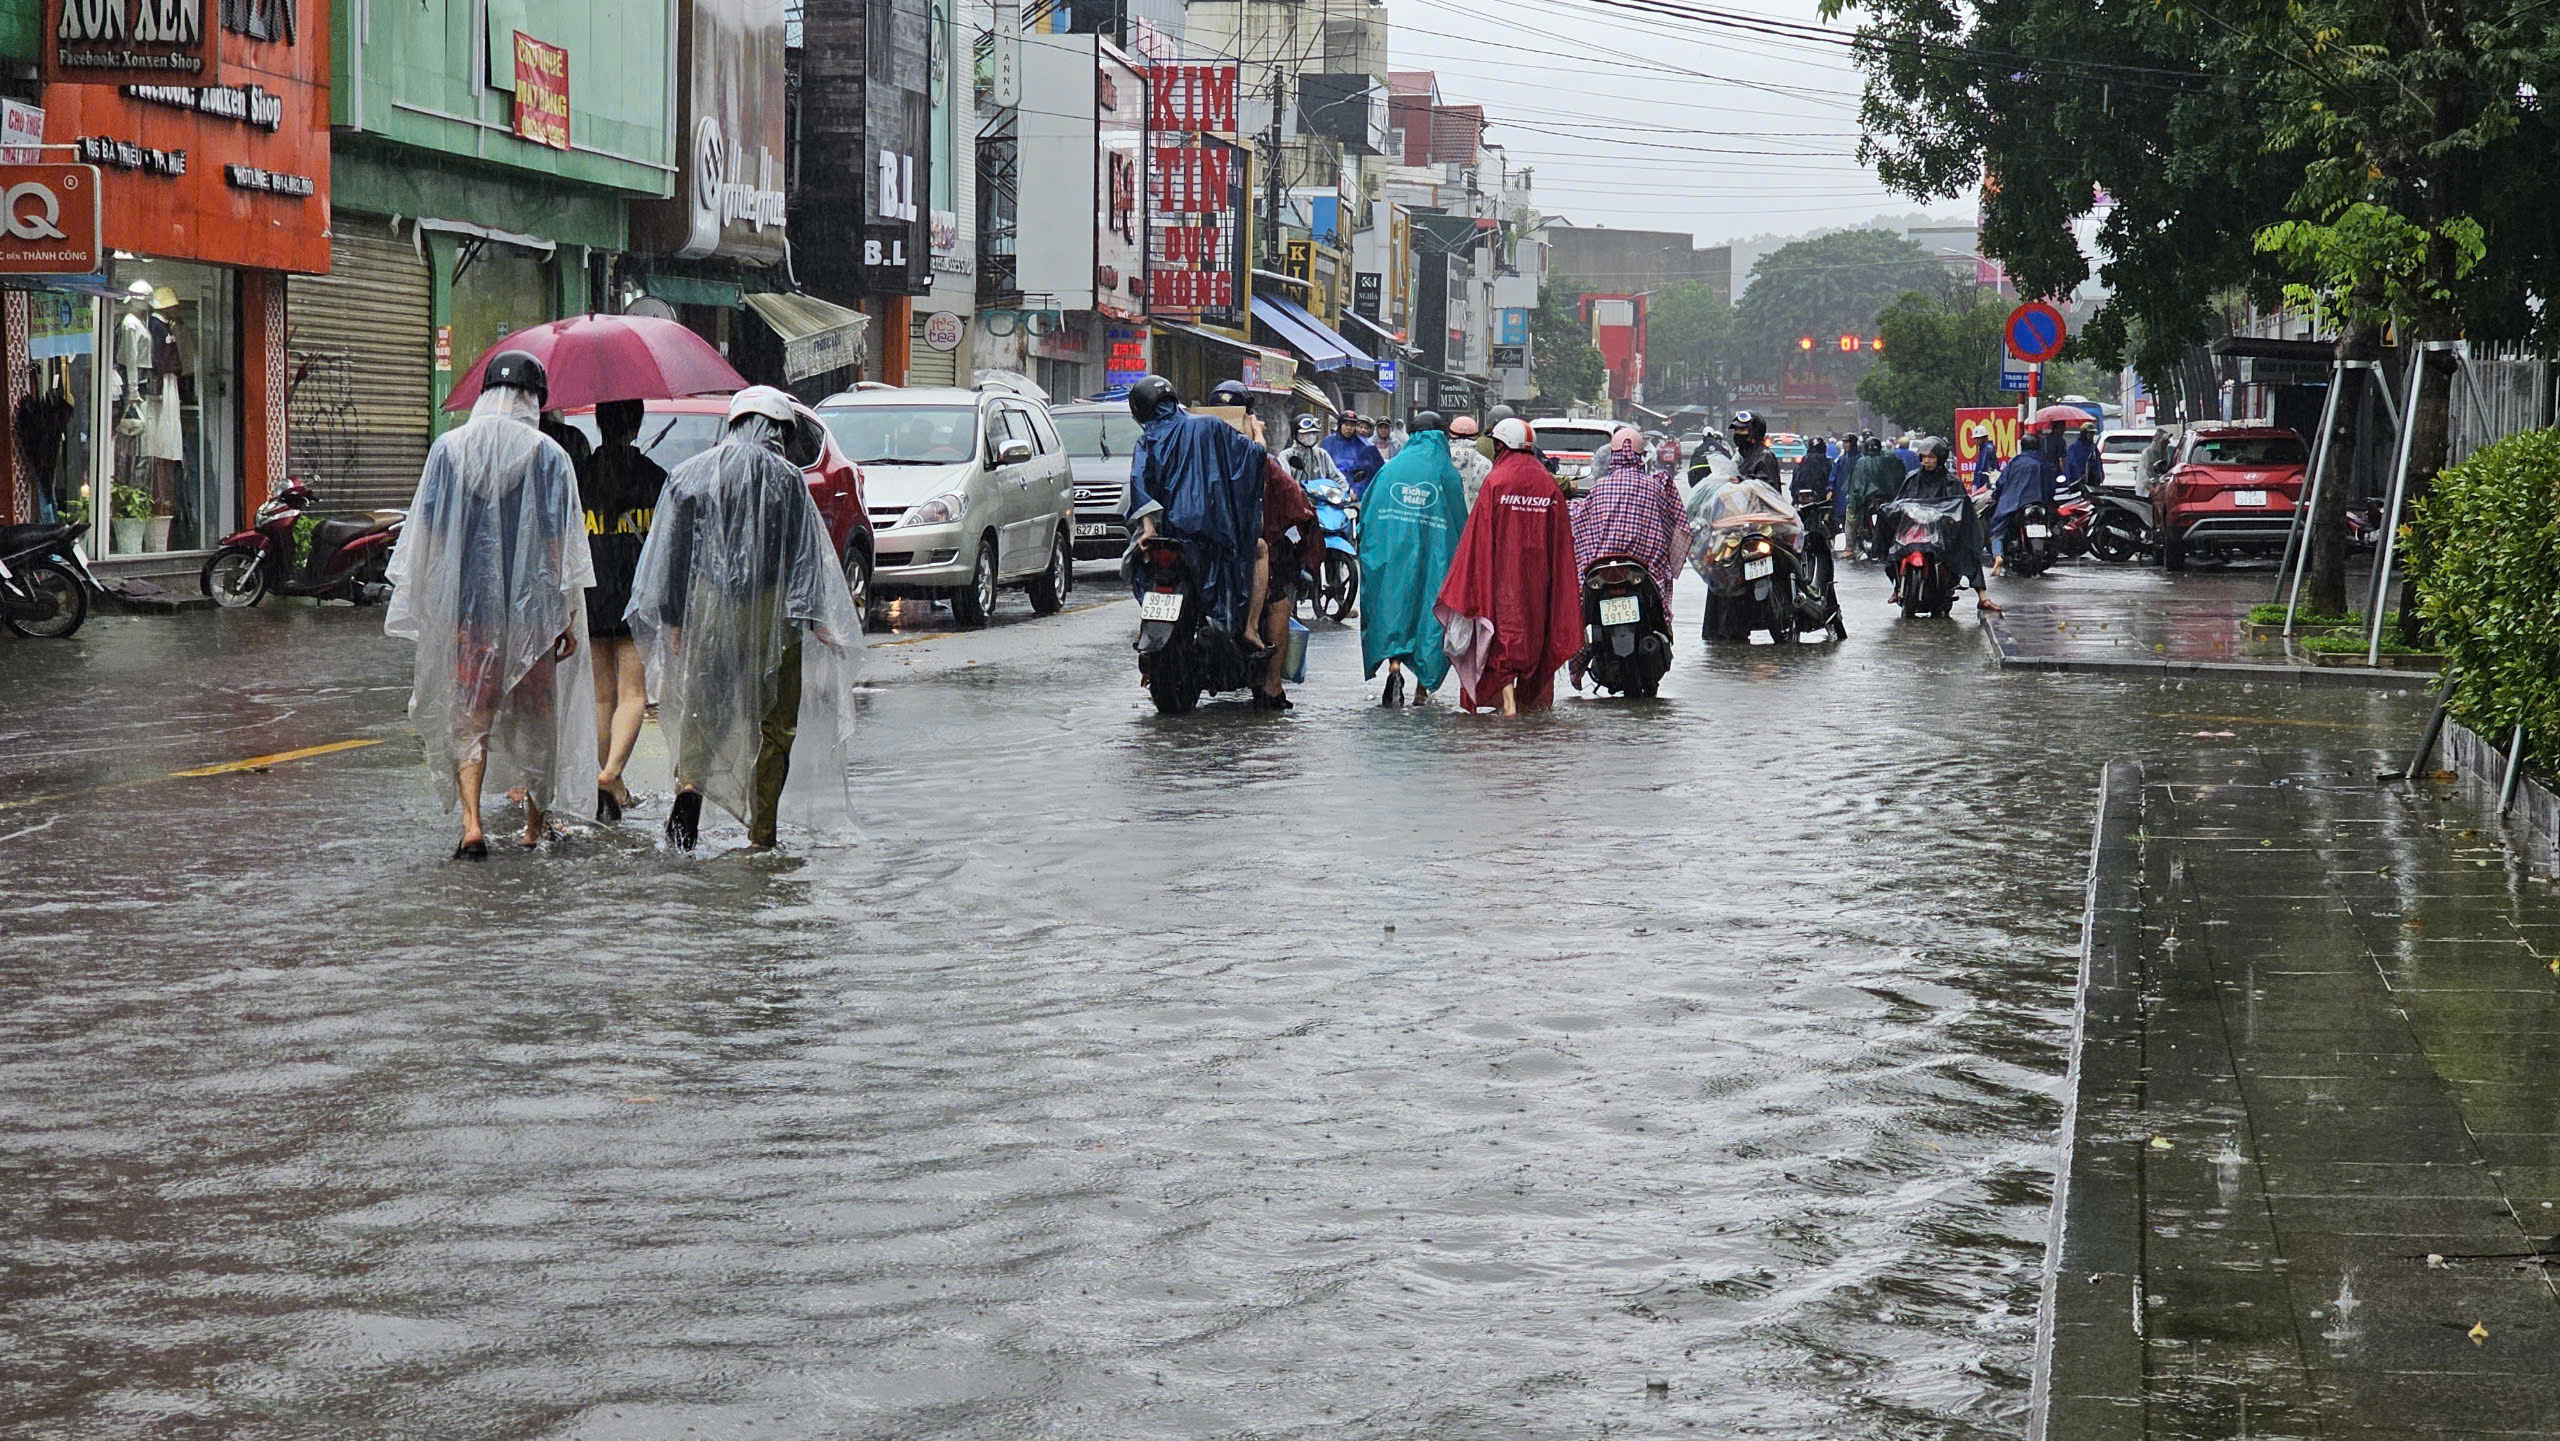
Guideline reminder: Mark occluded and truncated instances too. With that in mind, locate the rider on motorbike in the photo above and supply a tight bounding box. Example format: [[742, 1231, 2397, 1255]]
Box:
[[1844, 434, 1900, 558], [1281, 413, 1345, 486], [1893, 437, 2001, 612], [1729, 411, 1782, 489], [1127, 373, 1265, 646], [1573, 425, 1690, 606], [1986, 428, 2057, 576]]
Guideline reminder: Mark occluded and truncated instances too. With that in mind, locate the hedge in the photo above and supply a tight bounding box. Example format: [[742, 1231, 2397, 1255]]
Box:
[[2404, 427, 2560, 765]]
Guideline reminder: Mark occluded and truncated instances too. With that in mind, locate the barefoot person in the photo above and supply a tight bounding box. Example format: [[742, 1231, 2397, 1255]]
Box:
[[384, 351, 596, 860], [580, 398, 666, 822], [628, 388, 862, 852], [1358, 410, 1469, 706], [1434, 417, 1582, 714]]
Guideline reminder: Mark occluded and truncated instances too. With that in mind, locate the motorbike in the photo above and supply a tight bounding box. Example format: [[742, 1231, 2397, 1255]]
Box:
[[1882, 495, 1968, 619], [1702, 516, 1836, 644], [201, 478, 403, 608], [1999, 497, 2059, 578], [1132, 534, 1262, 716], [1576, 556, 1673, 697], [1305, 481, 1360, 622], [0, 520, 99, 639], [1789, 486, 1850, 641], [2088, 488, 2156, 563], [2348, 499, 2384, 550], [2054, 488, 2097, 561]]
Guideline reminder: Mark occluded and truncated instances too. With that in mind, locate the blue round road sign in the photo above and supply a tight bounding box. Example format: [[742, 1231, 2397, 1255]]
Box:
[[2005, 302, 2067, 363]]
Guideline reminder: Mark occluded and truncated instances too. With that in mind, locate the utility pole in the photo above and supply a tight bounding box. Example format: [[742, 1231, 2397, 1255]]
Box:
[[1265, 67, 1285, 268]]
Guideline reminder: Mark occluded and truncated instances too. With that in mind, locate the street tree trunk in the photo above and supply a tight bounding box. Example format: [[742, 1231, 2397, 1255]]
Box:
[[2304, 319, 2378, 617]]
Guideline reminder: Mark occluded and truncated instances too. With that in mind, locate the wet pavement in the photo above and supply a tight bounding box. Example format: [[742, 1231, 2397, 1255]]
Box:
[[0, 559, 2436, 1439], [1983, 561, 2429, 686]]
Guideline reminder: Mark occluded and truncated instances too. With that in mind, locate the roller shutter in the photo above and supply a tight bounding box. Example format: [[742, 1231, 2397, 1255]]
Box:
[[287, 220, 433, 513], [906, 341, 960, 388]]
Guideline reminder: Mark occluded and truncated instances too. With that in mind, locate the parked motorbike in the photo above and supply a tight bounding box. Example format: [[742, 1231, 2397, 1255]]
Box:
[[2088, 488, 2155, 563], [2347, 499, 2384, 550], [1132, 534, 1260, 716], [1999, 498, 2059, 578], [1305, 481, 1360, 622], [202, 478, 403, 608], [1702, 517, 1837, 644], [1576, 556, 1672, 697], [1883, 495, 1968, 619], [0, 520, 99, 639], [2054, 489, 2096, 560]]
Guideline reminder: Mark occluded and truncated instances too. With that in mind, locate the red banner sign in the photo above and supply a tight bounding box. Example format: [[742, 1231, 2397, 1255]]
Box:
[[0, 162, 103, 275], [512, 32, 570, 150], [1953, 406, 2020, 483], [1146, 66, 1242, 323]]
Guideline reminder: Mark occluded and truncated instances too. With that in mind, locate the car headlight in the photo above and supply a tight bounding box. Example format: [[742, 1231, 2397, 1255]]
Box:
[[899, 492, 965, 527]]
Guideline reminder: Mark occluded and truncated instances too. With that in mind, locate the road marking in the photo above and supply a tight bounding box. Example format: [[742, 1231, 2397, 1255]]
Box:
[[168, 738, 384, 777]]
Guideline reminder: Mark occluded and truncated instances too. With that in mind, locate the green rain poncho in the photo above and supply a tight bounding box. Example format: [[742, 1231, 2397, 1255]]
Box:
[[1357, 429, 1471, 692]]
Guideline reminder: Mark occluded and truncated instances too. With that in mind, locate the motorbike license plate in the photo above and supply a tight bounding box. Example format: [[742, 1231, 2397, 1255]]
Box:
[[1743, 557, 1775, 580], [2023, 523, 2051, 539], [1598, 595, 1641, 627], [1139, 591, 1183, 621], [2234, 490, 2268, 507], [1076, 522, 1112, 538]]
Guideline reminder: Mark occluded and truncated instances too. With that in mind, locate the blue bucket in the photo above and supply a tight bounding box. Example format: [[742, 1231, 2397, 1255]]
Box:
[[1283, 618, 1310, 685]]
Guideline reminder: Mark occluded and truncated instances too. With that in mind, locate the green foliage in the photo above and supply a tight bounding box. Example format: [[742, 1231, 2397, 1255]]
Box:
[[110, 484, 152, 520], [57, 494, 89, 529], [1644, 280, 1736, 407], [1734, 229, 1945, 378], [2255, 205, 2487, 333], [1855, 289, 2010, 431], [2404, 428, 2560, 761], [1529, 276, 1605, 412], [2300, 630, 2429, 656]]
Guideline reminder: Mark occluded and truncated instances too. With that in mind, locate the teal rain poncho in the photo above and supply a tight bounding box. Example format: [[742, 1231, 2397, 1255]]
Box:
[[1356, 429, 1470, 691]]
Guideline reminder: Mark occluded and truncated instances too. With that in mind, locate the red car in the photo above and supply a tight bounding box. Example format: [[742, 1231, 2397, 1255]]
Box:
[[565, 395, 875, 617], [2155, 423, 2308, 570]]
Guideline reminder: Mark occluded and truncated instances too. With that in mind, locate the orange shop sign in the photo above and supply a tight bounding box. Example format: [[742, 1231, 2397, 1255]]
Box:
[[0, 163, 103, 274], [43, 0, 220, 87], [512, 33, 570, 150]]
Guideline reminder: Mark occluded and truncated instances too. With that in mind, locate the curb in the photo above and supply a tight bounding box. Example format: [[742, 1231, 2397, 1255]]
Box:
[[2027, 758, 2146, 1441], [1983, 616, 2432, 688]]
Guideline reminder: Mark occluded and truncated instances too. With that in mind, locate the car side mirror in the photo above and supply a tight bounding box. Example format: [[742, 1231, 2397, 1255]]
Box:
[[996, 437, 1035, 467]]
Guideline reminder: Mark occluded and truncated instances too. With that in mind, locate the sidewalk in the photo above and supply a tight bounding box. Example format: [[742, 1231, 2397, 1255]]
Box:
[[1983, 565, 2430, 688], [2037, 758, 2560, 1440]]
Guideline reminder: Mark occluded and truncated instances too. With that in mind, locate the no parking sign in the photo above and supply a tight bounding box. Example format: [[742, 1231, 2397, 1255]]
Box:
[[2005, 302, 2067, 363]]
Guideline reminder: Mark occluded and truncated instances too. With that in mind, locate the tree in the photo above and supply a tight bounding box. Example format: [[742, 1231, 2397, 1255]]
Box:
[[1856, 289, 2009, 432], [1733, 229, 1946, 385], [1528, 277, 1605, 413], [1643, 280, 1737, 409]]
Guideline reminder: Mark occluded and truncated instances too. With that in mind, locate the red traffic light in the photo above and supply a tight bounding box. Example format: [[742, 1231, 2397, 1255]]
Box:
[[1838, 334, 1859, 352], [1798, 335, 1814, 351]]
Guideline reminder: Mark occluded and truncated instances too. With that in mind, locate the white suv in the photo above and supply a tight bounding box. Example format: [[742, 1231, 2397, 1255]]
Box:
[[817, 385, 1076, 626]]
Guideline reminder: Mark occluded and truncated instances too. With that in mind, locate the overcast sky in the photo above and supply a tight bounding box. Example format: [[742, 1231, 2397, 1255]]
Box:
[[1386, 0, 1970, 247]]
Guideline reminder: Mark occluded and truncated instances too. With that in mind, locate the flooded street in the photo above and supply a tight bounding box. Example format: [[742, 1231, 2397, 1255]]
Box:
[[0, 567, 2419, 1439]]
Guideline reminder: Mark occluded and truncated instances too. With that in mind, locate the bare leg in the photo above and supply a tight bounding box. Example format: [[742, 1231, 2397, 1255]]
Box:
[[524, 800, 546, 849], [590, 641, 617, 786], [1501, 681, 1518, 716], [597, 638, 646, 803], [1263, 601, 1290, 693], [457, 755, 486, 848], [1247, 539, 1270, 645]]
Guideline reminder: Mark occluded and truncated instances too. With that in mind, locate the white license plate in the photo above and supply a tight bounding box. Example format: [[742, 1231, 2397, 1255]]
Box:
[[1598, 595, 1641, 627], [1076, 522, 1112, 538], [1744, 557, 1774, 580], [1139, 591, 1183, 621], [2234, 490, 2268, 507], [2024, 523, 2051, 539]]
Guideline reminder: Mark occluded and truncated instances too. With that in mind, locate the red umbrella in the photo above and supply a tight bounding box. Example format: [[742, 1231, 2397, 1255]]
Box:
[[441, 313, 749, 412], [2026, 403, 2100, 427]]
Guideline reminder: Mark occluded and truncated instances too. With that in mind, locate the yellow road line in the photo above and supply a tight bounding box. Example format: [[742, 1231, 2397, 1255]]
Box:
[[168, 738, 384, 777]]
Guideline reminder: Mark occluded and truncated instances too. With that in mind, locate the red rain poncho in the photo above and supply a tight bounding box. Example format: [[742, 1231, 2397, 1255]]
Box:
[[1433, 449, 1582, 712]]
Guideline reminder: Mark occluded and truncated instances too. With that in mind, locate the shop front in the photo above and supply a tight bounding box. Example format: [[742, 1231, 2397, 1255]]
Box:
[[8, 5, 331, 572]]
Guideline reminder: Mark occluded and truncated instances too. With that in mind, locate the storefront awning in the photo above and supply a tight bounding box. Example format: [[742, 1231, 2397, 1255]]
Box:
[[746, 291, 869, 381], [1155, 319, 1260, 356], [1292, 378, 1337, 415], [1253, 295, 1377, 376], [1339, 309, 1406, 354]]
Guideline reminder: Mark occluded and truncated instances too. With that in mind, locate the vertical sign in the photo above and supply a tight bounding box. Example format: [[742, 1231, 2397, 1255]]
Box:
[[0, 101, 43, 164], [863, 0, 933, 294], [1094, 46, 1147, 320], [1353, 271, 1381, 321], [1146, 61, 1242, 324], [512, 33, 571, 149]]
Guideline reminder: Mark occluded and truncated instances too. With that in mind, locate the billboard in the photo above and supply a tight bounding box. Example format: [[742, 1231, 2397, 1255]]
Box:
[[0, 162, 103, 275], [630, 0, 789, 262], [1095, 46, 1146, 319], [863, 0, 933, 293], [1019, 34, 1147, 316], [1146, 61, 1242, 324], [44, 0, 219, 86], [1953, 406, 2021, 482]]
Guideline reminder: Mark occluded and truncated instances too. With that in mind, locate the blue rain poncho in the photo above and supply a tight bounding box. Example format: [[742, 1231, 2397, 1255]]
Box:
[[1127, 407, 1266, 634], [1356, 429, 1470, 692], [1988, 446, 2055, 534], [383, 386, 597, 815], [626, 414, 864, 841]]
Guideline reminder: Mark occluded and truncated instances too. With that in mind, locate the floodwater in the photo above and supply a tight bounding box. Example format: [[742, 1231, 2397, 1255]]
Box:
[[0, 565, 2418, 1438]]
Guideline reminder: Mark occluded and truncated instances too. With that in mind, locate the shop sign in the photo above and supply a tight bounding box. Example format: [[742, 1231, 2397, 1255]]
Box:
[[631, 0, 786, 262], [1376, 358, 1397, 393], [1094, 45, 1146, 321], [861, 0, 933, 295], [1147, 62, 1243, 324], [1239, 346, 1295, 395], [123, 82, 281, 129], [511, 32, 571, 150], [44, 0, 221, 86], [434, 325, 452, 372], [1489, 344, 1525, 369], [0, 102, 43, 163], [1353, 270, 1381, 321], [1105, 324, 1149, 388], [223, 161, 309, 194], [1953, 407, 2017, 480], [0, 162, 103, 275], [922, 310, 964, 352], [1496, 306, 1528, 346], [76, 135, 184, 174], [1285, 238, 1313, 283]]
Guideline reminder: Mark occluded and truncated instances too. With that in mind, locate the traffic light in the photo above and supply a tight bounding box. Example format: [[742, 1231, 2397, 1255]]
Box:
[[1798, 335, 1814, 351], [1838, 334, 1858, 352], [1870, 336, 1885, 353]]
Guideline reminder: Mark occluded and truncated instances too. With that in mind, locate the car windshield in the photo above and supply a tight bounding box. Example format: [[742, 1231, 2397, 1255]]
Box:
[[563, 410, 728, 472], [1055, 410, 1145, 459], [2189, 435, 2306, 467], [2101, 435, 2152, 455], [822, 405, 979, 465]]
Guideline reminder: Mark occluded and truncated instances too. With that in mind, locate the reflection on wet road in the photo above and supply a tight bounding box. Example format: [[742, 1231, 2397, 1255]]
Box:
[[0, 565, 2419, 1438]]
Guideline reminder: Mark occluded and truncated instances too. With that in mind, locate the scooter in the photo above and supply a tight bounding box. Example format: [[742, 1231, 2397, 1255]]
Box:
[[1576, 556, 1672, 697], [1132, 534, 1260, 716], [202, 477, 403, 608], [1789, 485, 1851, 641], [1882, 496, 1968, 618], [2088, 488, 2155, 563], [1305, 481, 1360, 622], [2000, 499, 2059, 578], [1703, 518, 1831, 644], [0, 520, 97, 638]]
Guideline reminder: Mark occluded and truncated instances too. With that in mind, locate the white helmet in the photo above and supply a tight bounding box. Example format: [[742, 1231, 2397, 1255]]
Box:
[[1490, 416, 1536, 451], [727, 385, 796, 427]]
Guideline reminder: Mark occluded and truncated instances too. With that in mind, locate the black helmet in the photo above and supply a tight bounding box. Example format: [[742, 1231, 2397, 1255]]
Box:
[[1918, 435, 1951, 466], [1129, 375, 1180, 423], [1209, 379, 1251, 407], [1864, 434, 1885, 454], [1411, 410, 1444, 434], [483, 349, 547, 404], [1729, 410, 1767, 442]]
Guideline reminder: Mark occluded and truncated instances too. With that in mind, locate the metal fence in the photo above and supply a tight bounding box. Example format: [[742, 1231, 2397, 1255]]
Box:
[[2449, 341, 2555, 464]]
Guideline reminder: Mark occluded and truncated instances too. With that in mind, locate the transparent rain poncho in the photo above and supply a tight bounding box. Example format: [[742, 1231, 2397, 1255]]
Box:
[[383, 387, 599, 814], [626, 416, 862, 840]]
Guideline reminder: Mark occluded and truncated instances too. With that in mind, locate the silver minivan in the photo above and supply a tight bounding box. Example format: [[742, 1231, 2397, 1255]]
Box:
[[817, 385, 1076, 626]]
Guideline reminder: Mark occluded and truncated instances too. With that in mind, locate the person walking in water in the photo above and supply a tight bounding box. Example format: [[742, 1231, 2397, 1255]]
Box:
[[629, 388, 863, 853], [1358, 410, 1470, 706], [1434, 418, 1581, 715], [384, 350, 596, 860], [580, 398, 666, 822]]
